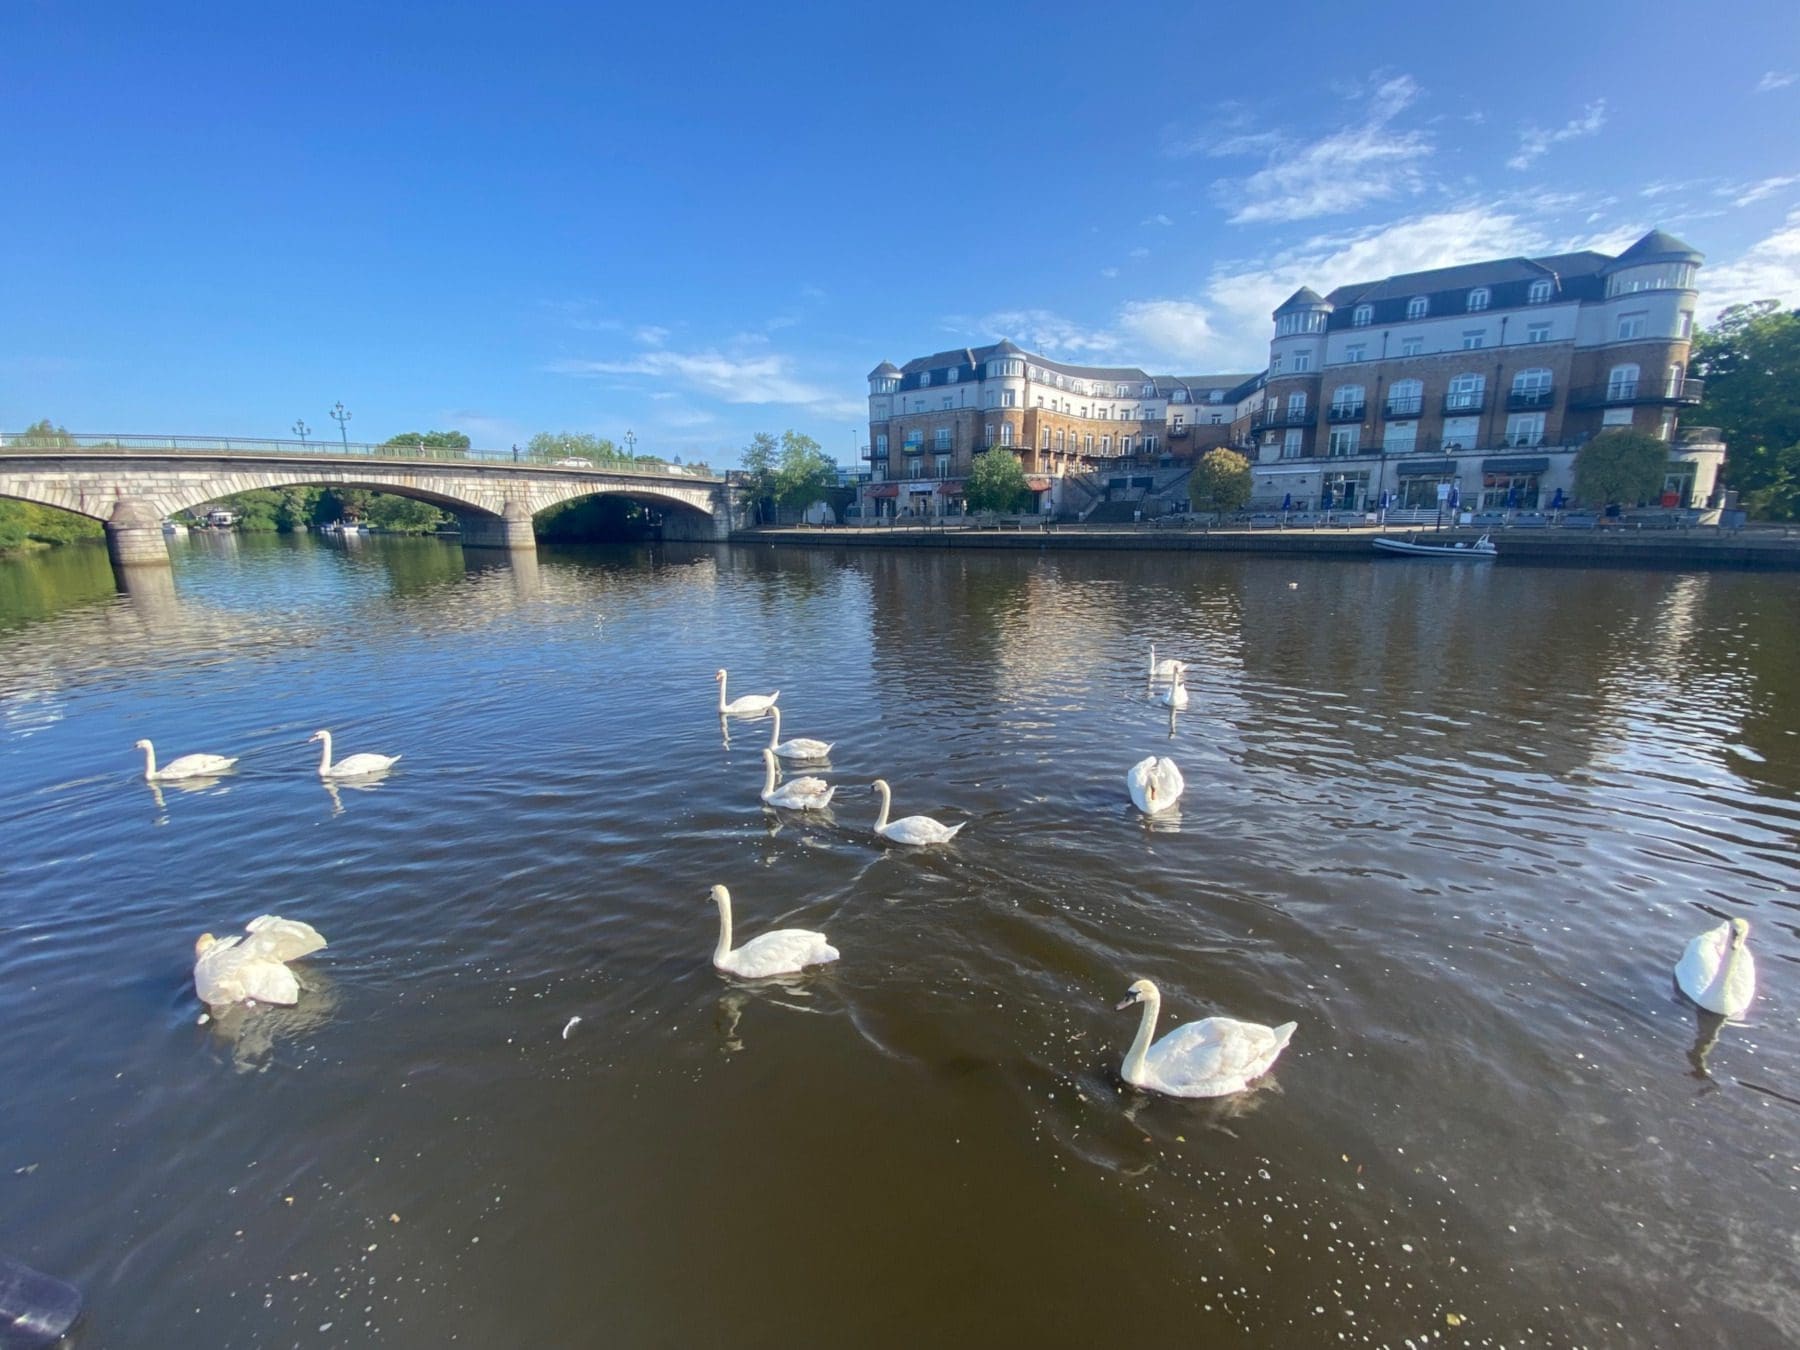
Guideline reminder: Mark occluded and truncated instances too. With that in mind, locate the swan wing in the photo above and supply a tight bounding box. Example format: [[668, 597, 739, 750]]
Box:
[[243, 915, 327, 962], [329, 753, 399, 777], [721, 929, 840, 979], [194, 938, 246, 1005], [1148, 757, 1184, 806], [881, 814, 962, 845], [236, 959, 302, 1006], [775, 738, 834, 760], [1127, 757, 1182, 814], [1676, 923, 1755, 1016], [161, 753, 238, 779], [1147, 1016, 1296, 1096]]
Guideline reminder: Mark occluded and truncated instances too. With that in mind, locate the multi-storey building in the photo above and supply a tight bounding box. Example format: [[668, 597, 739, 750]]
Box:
[[860, 228, 1723, 520]]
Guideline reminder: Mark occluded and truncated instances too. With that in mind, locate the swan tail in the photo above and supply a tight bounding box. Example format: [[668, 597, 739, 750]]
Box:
[[1270, 1021, 1298, 1050], [945, 821, 967, 840], [819, 786, 837, 807]]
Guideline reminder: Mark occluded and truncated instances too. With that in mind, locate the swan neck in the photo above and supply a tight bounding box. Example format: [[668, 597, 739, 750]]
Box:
[[1124, 991, 1160, 1083], [316, 732, 332, 774], [762, 753, 777, 794], [713, 893, 733, 965], [873, 783, 891, 831], [769, 708, 781, 746], [716, 672, 727, 713], [140, 742, 157, 778]]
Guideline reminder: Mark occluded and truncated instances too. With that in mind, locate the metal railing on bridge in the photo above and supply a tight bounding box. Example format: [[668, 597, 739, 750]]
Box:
[[0, 432, 721, 480]]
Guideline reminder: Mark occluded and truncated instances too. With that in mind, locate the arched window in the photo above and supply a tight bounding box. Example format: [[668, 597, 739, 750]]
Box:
[[1467, 287, 1490, 312], [1352, 304, 1373, 327], [1446, 372, 1485, 411], [918, 370, 931, 387], [1607, 363, 1640, 400], [1511, 368, 1553, 406], [1387, 378, 1423, 416], [1330, 384, 1366, 417], [1406, 296, 1429, 319], [1528, 279, 1553, 304]]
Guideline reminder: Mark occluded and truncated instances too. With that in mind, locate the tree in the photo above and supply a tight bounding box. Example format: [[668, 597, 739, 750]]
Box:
[[1573, 430, 1669, 509], [1192, 447, 1252, 514], [5, 419, 77, 448], [964, 449, 1031, 513], [363, 493, 449, 532], [772, 430, 837, 514], [380, 430, 471, 458], [738, 432, 779, 520], [1692, 300, 1800, 519], [526, 431, 621, 463]]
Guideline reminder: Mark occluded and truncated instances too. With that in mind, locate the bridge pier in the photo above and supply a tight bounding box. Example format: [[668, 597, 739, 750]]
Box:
[[460, 500, 537, 551], [105, 497, 171, 574]]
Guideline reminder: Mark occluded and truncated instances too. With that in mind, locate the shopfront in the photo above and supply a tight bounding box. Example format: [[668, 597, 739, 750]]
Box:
[[1395, 459, 1455, 510], [1480, 456, 1547, 511]]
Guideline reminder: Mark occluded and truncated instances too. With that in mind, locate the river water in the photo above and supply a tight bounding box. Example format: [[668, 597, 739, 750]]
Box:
[[0, 533, 1795, 1348]]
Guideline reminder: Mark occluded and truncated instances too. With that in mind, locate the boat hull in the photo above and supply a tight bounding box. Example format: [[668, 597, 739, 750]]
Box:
[[1373, 536, 1497, 560]]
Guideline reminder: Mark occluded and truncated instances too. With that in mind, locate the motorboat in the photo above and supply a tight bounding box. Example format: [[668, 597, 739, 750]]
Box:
[[1373, 533, 1497, 559]]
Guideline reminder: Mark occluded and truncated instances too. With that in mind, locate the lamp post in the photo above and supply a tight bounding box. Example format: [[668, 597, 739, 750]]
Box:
[[329, 402, 352, 452], [293, 419, 311, 446], [623, 429, 637, 460]]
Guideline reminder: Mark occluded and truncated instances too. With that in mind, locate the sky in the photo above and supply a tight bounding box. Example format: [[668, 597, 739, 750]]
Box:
[[4, 1, 1798, 466]]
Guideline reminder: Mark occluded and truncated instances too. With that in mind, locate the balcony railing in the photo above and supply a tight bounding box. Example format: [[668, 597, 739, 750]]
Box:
[[1327, 403, 1366, 423], [1568, 377, 1705, 408], [1506, 387, 1556, 410], [1252, 407, 1313, 430], [1383, 397, 1423, 419], [1168, 425, 1191, 438], [1442, 393, 1487, 415]]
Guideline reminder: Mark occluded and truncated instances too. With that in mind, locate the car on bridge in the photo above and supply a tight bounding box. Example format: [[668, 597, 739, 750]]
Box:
[[552, 457, 593, 468]]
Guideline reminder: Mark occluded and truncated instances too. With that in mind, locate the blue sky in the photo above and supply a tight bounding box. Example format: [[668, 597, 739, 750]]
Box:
[[4, 1, 1798, 465]]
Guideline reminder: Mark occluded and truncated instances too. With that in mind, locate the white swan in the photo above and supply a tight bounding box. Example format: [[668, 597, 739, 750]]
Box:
[[1160, 666, 1189, 710], [760, 748, 835, 811], [135, 738, 237, 782], [193, 915, 328, 1008], [309, 728, 401, 779], [1675, 917, 1756, 1019], [709, 884, 839, 979], [870, 778, 965, 846], [1116, 978, 1296, 1098], [1126, 756, 1184, 815], [716, 668, 779, 717], [1148, 643, 1182, 681], [769, 707, 833, 761]]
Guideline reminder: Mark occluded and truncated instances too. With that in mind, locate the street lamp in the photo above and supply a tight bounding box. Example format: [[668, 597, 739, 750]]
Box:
[[293, 419, 311, 446], [623, 429, 637, 460], [329, 402, 352, 451]]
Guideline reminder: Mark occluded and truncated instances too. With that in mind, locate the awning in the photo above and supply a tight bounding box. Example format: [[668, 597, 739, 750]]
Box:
[[869, 483, 899, 498], [1481, 456, 1549, 473], [1396, 458, 1455, 476], [1027, 476, 1051, 491]]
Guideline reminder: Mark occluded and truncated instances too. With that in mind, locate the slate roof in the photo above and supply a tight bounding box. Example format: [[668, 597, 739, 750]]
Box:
[[1275, 286, 1327, 312], [1612, 228, 1702, 264]]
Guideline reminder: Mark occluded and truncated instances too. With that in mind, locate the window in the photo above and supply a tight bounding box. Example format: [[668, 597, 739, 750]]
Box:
[[1482, 471, 1540, 511], [1270, 355, 1282, 374], [1511, 368, 1553, 406], [1345, 345, 1365, 363], [1209, 389, 1224, 403], [1000, 423, 1014, 446], [1292, 352, 1311, 372], [1352, 304, 1373, 327], [1100, 435, 1111, 455], [1171, 413, 1184, 429], [1504, 413, 1545, 448], [946, 367, 958, 383], [1039, 427, 1051, 449], [1602, 408, 1633, 427], [1467, 287, 1490, 312], [1659, 412, 1676, 441], [934, 427, 951, 449], [1287, 392, 1308, 415], [1328, 427, 1360, 456], [1400, 336, 1423, 357], [1528, 279, 1553, 304], [1527, 323, 1552, 344], [1446, 373, 1485, 410], [1665, 364, 1685, 397], [913, 400, 924, 413], [1387, 378, 1423, 416], [1141, 384, 1155, 398], [1385, 422, 1417, 454], [1002, 391, 1016, 408], [1607, 363, 1640, 400], [1171, 389, 1188, 403], [1282, 429, 1304, 459], [1678, 311, 1693, 339], [1209, 413, 1223, 424], [1330, 384, 1366, 416], [1079, 406, 1087, 419], [904, 430, 923, 451], [942, 397, 952, 410], [1115, 383, 1130, 397], [1407, 296, 1428, 319], [1084, 434, 1093, 453], [1442, 416, 1479, 450], [1143, 436, 1158, 454], [875, 434, 888, 453], [1054, 428, 1064, 451], [1461, 330, 1485, 350], [1617, 312, 1647, 341], [1097, 406, 1109, 419]]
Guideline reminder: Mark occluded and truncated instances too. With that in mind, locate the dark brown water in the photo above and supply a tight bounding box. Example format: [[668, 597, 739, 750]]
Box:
[[1, 533, 1795, 1348]]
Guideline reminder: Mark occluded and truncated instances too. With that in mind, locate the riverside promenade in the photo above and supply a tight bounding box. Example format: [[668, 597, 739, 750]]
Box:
[[735, 519, 1800, 569]]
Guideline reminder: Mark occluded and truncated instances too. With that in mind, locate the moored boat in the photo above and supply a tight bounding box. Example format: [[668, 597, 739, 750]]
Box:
[[1373, 533, 1497, 559]]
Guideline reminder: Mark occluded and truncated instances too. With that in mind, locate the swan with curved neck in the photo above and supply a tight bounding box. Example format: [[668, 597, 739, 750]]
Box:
[[309, 729, 401, 780], [1160, 665, 1189, 710], [870, 778, 965, 846], [134, 738, 238, 782], [193, 914, 328, 1008], [1675, 917, 1756, 1019], [1148, 643, 1182, 681], [768, 707, 833, 761], [716, 668, 779, 717], [759, 748, 835, 811], [1116, 978, 1296, 1098], [1126, 756, 1184, 815], [709, 884, 839, 978]]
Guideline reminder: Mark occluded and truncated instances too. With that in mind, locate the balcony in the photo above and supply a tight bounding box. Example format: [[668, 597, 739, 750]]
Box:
[[1327, 403, 1366, 423], [1383, 396, 1423, 419], [1252, 406, 1314, 430], [1168, 425, 1191, 439], [869, 447, 888, 460], [1442, 393, 1487, 415], [1506, 387, 1556, 410], [1568, 377, 1705, 408]]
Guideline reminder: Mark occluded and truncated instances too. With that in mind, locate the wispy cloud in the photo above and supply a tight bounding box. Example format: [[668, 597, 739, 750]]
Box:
[[1141, 213, 1173, 227], [1114, 301, 1218, 366], [1755, 71, 1797, 94], [1100, 266, 1120, 279], [1183, 75, 1434, 226], [635, 325, 670, 346], [1128, 246, 1151, 259], [1719, 173, 1800, 207], [970, 309, 1122, 358], [1506, 101, 1607, 171], [549, 347, 862, 418], [1700, 207, 1800, 317]]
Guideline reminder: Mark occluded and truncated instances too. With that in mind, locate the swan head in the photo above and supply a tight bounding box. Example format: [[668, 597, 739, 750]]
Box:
[[194, 933, 217, 957], [133, 738, 151, 751], [713, 669, 726, 682], [869, 778, 889, 794], [1730, 917, 1751, 947], [1115, 977, 1157, 1011], [709, 884, 730, 908], [307, 730, 326, 743]]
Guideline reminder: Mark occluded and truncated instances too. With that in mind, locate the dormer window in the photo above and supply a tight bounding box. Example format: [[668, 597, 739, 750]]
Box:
[[947, 367, 958, 383], [1406, 296, 1428, 319], [1352, 304, 1372, 327], [1528, 279, 1553, 304], [1467, 288, 1490, 312], [919, 370, 931, 387]]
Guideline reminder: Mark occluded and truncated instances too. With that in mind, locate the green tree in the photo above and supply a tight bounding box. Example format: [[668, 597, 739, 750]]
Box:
[[6, 419, 76, 447], [1191, 447, 1252, 513], [363, 493, 450, 532], [739, 431, 779, 520], [772, 430, 836, 513], [1573, 430, 1670, 509], [1692, 300, 1800, 519], [964, 449, 1031, 513], [526, 431, 621, 463], [380, 430, 471, 458]]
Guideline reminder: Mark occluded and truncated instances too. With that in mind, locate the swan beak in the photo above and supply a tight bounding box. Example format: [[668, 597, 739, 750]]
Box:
[[1115, 995, 1138, 1010]]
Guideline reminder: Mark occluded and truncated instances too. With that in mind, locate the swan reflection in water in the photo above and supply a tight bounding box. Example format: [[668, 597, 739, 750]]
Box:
[[1686, 1003, 1729, 1087], [200, 970, 341, 1075], [713, 984, 831, 1057], [321, 771, 393, 816], [146, 775, 232, 822]]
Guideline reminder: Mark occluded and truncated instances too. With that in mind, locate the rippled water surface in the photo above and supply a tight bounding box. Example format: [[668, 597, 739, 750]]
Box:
[[1, 534, 1796, 1348]]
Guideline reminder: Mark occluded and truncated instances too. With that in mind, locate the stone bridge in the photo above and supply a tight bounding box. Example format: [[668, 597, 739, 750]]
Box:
[[0, 444, 738, 572]]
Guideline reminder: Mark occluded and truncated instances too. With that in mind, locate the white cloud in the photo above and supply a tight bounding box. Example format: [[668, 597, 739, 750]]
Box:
[[1755, 71, 1797, 93], [974, 309, 1122, 357], [1719, 174, 1800, 207], [549, 348, 862, 418], [1506, 101, 1607, 171], [1699, 208, 1800, 318], [1141, 213, 1173, 227], [634, 325, 670, 346], [1100, 266, 1120, 279], [1115, 301, 1218, 366], [1128, 246, 1151, 258]]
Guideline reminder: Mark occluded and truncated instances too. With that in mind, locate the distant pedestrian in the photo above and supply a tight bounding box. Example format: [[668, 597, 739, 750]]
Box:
[[1281, 492, 1292, 513], [512, 444, 520, 463]]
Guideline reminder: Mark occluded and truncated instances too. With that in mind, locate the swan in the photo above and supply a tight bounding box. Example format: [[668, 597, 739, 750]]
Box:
[[709, 884, 839, 979], [1675, 917, 1756, 1019], [716, 668, 779, 716], [193, 915, 328, 1008], [870, 778, 965, 846], [309, 728, 401, 779], [1126, 756, 1184, 815], [768, 707, 833, 761], [135, 738, 237, 782], [1148, 643, 1182, 681], [1115, 978, 1296, 1098], [760, 748, 835, 811], [1160, 666, 1189, 710]]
